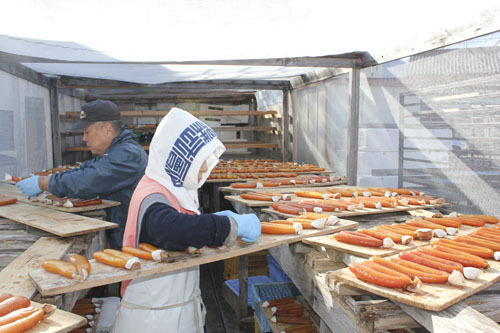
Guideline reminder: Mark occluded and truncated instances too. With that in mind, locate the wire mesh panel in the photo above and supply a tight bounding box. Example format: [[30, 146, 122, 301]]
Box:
[[359, 31, 500, 215]]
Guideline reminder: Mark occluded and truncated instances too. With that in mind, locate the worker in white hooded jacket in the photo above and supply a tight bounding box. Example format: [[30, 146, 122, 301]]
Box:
[[112, 108, 261, 333]]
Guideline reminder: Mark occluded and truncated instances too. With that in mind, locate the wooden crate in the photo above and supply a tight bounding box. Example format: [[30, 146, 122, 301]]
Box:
[[224, 250, 269, 280]]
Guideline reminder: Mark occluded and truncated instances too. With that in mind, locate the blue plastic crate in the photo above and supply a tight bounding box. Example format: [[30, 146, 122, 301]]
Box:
[[225, 275, 273, 307], [266, 254, 291, 282], [251, 282, 301, 332]]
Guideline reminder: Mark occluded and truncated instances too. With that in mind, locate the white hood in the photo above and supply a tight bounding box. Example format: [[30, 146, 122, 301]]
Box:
[[145, 108, 225, 213]]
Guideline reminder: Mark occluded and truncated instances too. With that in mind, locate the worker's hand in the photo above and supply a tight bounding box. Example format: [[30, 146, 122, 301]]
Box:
[[214, 210, 237, 217], [229, 213, 261, 243], [16, 176, 42, 198]]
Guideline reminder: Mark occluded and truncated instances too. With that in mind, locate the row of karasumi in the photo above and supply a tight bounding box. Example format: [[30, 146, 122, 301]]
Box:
[[348, 231, 500, 290], [333, 214, 499, 249], [261, 212, 339, 235], [42, 244, 170, 280], [293, 188, 443, 207], [6, 163, 82, 182], [268, 195, 429, 217], [262, 297, 317, 332], [0, 293, 56, 332], [212, 161, 325, 174], [230, 175, 339, 189], [209, 172, 298, 180]]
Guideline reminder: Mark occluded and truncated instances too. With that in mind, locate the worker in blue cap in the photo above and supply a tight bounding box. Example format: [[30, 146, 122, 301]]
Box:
[[17, 99, 148, 249]]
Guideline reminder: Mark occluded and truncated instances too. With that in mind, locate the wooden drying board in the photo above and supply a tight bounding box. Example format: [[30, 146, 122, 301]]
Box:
[[301, 216, 485, 259], [302, 234, 426, 258], [0, 237, 75, 298], [25, 198, 120, 213], [303, 213, 487, 258], [262, 203, 449, 219], [29, 219, 358, 296], [328, 254, 500, 312], [28, 301, 86, 333], [0, 183, 120, 213], [0, 202, 117, 237], [206, 170, 338, 183], [218, 181, 347, 193], [224, 194, 288, 207]]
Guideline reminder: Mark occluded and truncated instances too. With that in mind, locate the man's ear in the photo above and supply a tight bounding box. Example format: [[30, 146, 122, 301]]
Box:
[[104, 122, 114, 134]]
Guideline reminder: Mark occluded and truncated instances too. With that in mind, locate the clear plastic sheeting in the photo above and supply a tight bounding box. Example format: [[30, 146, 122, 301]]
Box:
[[23, 62, 321, 85], [25, 97, 48, 172], [291, 74, 350, 176], [0, 70, 52, 178], [358, 31, 500, 214], [0, 110, 16, 177]]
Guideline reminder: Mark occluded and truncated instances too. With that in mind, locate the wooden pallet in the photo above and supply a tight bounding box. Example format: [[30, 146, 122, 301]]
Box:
[[29, 219, 358, 296]]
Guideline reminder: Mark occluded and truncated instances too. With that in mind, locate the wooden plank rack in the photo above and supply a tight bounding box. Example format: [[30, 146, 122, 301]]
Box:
[[325, 278, 500, 332], [0, 237, 75, 298], [63, 110, 280, 119], [0, 202, 117, 237], [29, 219, 358, 296], [66, 141, 279, 151]]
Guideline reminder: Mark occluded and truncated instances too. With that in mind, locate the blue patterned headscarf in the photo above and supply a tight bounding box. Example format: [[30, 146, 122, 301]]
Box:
[[145, 108, 225, 213]]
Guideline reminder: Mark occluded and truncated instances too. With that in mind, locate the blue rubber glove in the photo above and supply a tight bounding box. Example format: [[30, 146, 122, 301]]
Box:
[[16, 176, 42, 198], [230, 213, 261, 243], [214, 210, 237, 217]]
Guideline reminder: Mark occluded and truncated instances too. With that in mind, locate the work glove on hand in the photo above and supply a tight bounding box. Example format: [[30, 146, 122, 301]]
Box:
[[229, 213, 261, 243], [213, 210, 237, 217], [16, 176, 42, 198]]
